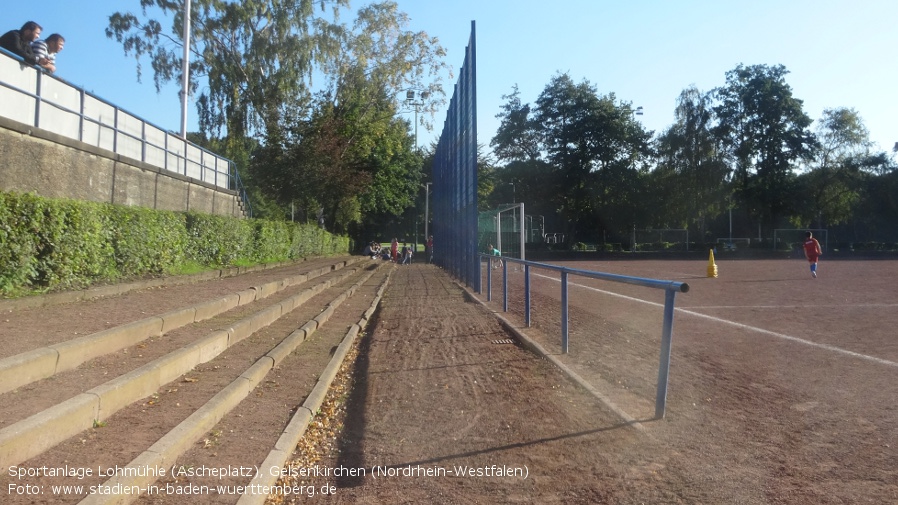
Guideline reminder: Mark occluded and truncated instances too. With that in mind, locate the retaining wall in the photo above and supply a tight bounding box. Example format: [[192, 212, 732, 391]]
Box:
[[0, 116, 243, 217]]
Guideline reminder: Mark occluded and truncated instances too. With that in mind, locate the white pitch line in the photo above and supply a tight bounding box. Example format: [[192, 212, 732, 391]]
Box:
[[533, 273, 898, 369], [690, 304, 898, 309]]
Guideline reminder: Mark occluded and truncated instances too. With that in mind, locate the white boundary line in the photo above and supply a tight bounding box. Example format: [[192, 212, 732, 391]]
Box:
[[533, 273, 898, 369], [691, 304, 898, 309]]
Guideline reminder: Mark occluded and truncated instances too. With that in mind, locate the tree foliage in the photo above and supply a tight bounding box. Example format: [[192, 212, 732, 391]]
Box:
[[712, 64, 817, 229], [107, 0, 353, 139], [653, 86, 730, 237], [108, 1, 449, 237], [489, 74, 651, 243], [491, 85, 540, 162]]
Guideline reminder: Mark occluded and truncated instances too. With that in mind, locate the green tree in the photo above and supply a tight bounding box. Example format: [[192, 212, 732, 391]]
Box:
[[107, 0, 351, 140], [795, 107, 872, 228], [532, 73, 650, 243], [491, 85, 540, 162], [653, 86, 730, 239], [109, 1, 448, 234], [712, 64, 817, 234]]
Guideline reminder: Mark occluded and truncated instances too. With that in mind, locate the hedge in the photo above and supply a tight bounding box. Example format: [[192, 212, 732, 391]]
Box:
[[0, 191, 350, 297]]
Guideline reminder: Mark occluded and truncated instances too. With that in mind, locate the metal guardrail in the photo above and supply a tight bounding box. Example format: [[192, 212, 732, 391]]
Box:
[[0, 48, 250, 217], [478, 254, 689, 419]]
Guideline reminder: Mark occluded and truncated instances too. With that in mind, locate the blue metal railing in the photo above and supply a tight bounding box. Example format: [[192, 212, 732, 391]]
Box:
[[478, 254, 689, 419], [0, 48, 250, 217]]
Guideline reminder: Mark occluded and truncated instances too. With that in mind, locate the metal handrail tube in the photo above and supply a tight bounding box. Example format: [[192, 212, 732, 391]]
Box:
[[477, 253, 689, 419], [0, 49, 249, 215]]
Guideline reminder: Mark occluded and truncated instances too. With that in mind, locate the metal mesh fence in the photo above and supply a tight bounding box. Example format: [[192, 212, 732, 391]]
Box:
[[478, 204, 524, 260], [432, 21, 478, 287]]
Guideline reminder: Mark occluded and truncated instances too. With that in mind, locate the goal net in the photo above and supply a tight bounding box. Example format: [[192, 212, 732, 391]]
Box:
[[634, 228, 689, 251], [773, 229, 827, 252], [478, 203, 525, 259]]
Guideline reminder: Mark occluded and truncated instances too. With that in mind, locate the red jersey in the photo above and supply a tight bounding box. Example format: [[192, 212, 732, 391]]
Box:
[[803, 238, 821, 260]]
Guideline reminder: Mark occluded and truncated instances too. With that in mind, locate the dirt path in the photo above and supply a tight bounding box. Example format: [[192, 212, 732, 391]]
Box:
[[271, 264, 697, 504]]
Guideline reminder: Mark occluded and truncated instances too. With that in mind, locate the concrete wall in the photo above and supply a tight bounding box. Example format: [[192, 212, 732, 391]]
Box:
[[0, 117, 245, 217]]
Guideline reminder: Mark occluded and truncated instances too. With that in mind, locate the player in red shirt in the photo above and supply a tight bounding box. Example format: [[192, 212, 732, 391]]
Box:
[[803, 231, 822, 278]]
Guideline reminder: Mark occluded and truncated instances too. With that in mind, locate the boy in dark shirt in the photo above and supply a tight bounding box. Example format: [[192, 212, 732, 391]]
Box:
[[0, 21, 43, 65]]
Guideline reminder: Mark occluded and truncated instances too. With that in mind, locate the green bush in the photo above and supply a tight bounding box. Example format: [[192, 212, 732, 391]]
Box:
[[0, 191, 350, 297], [110, 207, 187, 276], [0, 192, 41, 292], [185, 212, 254, 266], [35, 198, 116, 289], [253, 220, 294, 263]]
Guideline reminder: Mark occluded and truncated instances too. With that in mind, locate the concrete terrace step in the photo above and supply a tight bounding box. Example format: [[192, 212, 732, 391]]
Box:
[[0, 261, 393, 505], [0, 259, 359, 396], [0, 258, 360, 313], [85, 264, 392, 505], [0, 262, 376, 467]]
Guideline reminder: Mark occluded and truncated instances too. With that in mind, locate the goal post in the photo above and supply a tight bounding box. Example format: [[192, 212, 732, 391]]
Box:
[[773, 229, 827, 252], [634, 228, 689, 252], [478, 203, 525, 260]]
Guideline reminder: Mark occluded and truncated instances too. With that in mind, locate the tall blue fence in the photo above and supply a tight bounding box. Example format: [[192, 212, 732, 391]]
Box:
[[432, 21, 478, 286]]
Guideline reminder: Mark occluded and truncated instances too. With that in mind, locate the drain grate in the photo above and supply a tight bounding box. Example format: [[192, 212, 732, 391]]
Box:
[[492, 339, 515, 345]]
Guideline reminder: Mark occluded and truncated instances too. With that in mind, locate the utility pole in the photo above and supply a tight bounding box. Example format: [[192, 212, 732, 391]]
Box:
[[179, 0, 191, 139]]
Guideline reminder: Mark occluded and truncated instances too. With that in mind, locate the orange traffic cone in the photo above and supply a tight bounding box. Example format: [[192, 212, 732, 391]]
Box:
[[707, 249, 718, 278]]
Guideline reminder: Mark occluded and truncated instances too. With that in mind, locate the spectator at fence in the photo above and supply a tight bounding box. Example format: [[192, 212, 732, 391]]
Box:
[[31, 33, 64, 73], [0, 21, 43, 65], [390, 238, 399, 262], [488, 244, 502, 269], [426, 235, 434, 264]]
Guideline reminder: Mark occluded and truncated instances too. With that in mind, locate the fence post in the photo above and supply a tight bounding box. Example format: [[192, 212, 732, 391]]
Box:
[[34, 70, 42, 128], [654, 287, 679, 419], [79, 89, 85, 143], [502, 259, 508, 312], [477, 255, 482, 294], [561, 270, 569, 354], [486, 256, 492, 302], [524, 264, 531, 327]]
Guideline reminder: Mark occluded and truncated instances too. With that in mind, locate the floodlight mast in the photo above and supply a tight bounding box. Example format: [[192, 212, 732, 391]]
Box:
[[405, 89, 429, 151]]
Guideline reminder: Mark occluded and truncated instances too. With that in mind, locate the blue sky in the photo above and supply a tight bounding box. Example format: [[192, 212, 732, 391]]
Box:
[[6, 0, 896, 156]]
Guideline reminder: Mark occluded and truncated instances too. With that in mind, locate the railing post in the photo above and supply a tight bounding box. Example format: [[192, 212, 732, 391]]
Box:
[[477, 255, 482, 294], [486, 256, 492, 302], [654, 287, 679, 419], [502, 259, 508, 312], [113, 107, 119, 154], [34, 70, 42, 128], [524, 264, 531, 327], [79, 89, 85, 143], [561, 270, 569, 354]]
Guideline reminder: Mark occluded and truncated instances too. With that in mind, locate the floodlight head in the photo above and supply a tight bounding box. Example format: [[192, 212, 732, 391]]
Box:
[[635, 106, 644, 116]]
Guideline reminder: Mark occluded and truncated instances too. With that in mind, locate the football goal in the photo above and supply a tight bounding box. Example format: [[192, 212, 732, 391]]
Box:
[[773, 229, 827, 252], [633, 228, 689, 251], [478, 203, 526, 260]]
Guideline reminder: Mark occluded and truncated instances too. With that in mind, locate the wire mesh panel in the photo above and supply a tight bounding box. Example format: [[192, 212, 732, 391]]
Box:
[[433, 21, 478, 287], [478, 204, 524, 259]]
